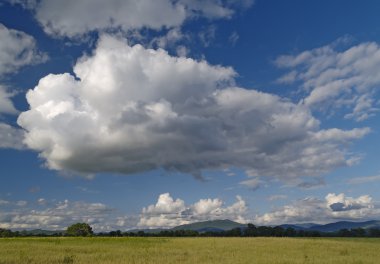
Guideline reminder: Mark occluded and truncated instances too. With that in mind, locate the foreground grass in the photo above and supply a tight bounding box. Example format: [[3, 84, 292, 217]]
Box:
[[0, 237, 379, 264]]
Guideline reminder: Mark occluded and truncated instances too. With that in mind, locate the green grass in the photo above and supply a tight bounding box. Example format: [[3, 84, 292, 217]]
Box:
[[0, 237, 379, 263]]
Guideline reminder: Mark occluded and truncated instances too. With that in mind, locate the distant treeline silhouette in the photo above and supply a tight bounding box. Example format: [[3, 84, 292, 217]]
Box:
[[2, 223, 380, 238]]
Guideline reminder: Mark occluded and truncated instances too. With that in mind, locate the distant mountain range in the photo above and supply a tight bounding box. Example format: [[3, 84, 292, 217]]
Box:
[[11, 219, 380, 234], [131, 219, 380, 234], [281, 220, 380, 233], [172, 219, 246, 232], [129, 219, 245, 234]]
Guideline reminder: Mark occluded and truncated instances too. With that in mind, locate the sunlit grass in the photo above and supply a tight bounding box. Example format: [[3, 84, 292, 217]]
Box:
[[0, 237, 379, 263]]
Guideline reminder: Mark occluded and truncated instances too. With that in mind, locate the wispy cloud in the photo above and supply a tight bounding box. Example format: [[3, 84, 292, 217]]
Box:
[[348, 175, 380, 184], [267, 195, 287, 201], [0, 23, 47, 77], [239, 178, 261, 191], [275, 39, 380, 121]]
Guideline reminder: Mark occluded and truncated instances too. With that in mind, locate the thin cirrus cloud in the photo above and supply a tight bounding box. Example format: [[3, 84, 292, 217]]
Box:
[[9, 0, 253, 38], [239, 177, 261, 190], [348, 174, 380, 185], [275, 39, 380, 121], [17, 35, 370, 180]]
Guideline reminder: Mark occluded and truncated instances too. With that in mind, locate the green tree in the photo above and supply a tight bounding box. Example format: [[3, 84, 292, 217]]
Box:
[[338, 228, 351, 237], [273, 226, 284, 237], [369, 228, 380, 237], [284, 227, 297, 237], [66, 223, 93, 237], [0, 228, 12, 237], [244, 223, 257, 237]]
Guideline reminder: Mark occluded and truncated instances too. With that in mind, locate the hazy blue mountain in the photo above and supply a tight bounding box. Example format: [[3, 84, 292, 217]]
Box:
[[127, 220, 380, 234], [127, 220, 244, 234], [278, 224, 307, 230], [308, 220, 380, 232], [172, 219, 245, 232], [294, 223, 321, 229], [276, 220, 380, 232]]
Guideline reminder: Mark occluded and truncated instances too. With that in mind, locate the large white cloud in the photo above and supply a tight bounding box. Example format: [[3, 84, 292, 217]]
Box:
[[0, 23, 46, 76], [138, 193, 247, 228], [17, 35, 369, 180], [10, 0, 253, 38], [276, 40, 380, 121], [325, 193, 372, 212], [255, 193, 378, 225]]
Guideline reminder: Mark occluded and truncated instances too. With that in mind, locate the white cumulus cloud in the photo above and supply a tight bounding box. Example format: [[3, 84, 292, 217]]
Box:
[[17, 35, 369, 180], [138, 193, 247, 228], [255, 193, 378, 225], [326, 193, 372, 212]]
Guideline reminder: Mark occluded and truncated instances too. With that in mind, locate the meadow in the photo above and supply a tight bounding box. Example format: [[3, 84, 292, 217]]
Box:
[[0, 237, 379, 264]]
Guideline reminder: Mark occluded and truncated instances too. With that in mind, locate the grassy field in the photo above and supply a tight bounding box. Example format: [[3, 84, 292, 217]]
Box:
[[0, 237, 379, 264]]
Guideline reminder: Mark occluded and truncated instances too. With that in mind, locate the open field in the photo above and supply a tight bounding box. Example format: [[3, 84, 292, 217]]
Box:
[[0, 237, 379, 264]]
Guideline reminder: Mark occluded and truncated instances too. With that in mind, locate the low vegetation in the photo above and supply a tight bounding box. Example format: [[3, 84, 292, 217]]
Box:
[[2, 223, 380, 238], [0, 237, 379, 264]]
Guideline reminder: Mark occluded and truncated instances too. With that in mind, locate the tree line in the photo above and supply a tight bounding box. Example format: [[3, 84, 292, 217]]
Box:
[[2, 223, 380, 238]]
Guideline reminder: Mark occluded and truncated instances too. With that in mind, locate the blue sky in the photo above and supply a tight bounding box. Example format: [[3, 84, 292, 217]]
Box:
[[1, 0, 380, 231]]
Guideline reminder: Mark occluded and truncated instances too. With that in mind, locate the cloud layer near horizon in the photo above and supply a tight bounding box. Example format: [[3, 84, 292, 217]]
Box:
[[138, 193, 247, 228], [18, 35, 369, 180], [0, 198, 128, 231], [255, 193, 377, 225], [1, 192, 378, 231], [0, 194, 247, 231]]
